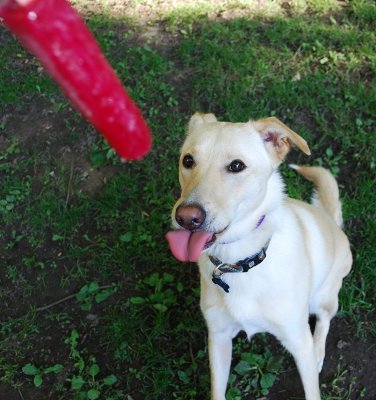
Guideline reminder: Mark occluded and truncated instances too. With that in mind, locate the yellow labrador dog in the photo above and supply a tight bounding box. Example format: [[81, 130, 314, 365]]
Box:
[[166, 113, 352, 400]]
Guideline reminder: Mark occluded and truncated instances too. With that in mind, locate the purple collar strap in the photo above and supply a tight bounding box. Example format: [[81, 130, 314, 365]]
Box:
[[255, 214, 266, 229]]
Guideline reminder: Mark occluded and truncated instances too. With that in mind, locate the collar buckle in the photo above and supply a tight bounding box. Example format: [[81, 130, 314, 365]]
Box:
[[209, 242, 269, 293], [212, 265, 230, 293]]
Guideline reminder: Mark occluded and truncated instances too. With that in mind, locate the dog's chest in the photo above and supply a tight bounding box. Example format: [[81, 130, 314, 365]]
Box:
[[199, 251, 298, 336], [223, 273, 270, 320], [201, 261, 272, 322]]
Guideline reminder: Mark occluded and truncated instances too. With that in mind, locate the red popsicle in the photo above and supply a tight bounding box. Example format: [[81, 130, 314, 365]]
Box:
[[0, 0, 152, 160]]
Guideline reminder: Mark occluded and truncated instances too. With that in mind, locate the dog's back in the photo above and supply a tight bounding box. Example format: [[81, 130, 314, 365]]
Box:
[[288, 165, 352, 285]]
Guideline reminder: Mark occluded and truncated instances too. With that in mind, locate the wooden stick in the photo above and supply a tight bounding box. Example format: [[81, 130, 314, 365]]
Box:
[[36, 285, 113, 312]]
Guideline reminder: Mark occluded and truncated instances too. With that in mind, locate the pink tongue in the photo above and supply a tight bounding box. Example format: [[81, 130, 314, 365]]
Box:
[[166, 230, 214, 262]]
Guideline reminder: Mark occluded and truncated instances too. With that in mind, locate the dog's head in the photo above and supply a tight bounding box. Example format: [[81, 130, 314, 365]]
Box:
[[167, 113, 310, 261]]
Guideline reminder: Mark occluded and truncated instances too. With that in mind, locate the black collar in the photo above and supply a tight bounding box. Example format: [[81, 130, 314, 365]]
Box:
[[209, 242, 269, 293]]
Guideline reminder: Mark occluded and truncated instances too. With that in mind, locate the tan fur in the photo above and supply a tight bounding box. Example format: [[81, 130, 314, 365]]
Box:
[[291, 164, 343, 226], [252, 116, 311, 156], [171, 113, 352, 400]]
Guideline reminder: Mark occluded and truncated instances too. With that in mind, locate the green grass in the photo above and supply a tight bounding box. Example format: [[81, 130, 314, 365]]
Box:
[[0, 0, 375, 399]]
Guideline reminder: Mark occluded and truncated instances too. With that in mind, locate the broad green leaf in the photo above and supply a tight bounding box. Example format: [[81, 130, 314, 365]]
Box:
[[89, 364, 100, 377], [52, 234, 63, 241], [260, 372, 277, 389], [119, 232, 132, 242], [22, 363, 39, 376], [71, 375, 85, 390], [44, 364, 64, 374], [176, 281, 184, 293], [130, 297, 146, 304], [95, 288, 114, 303], [76, 285, 89, 301], [163, 272, 174, 283], [88, 281, 100, 294], [90, 150, 107, 168], [103, 374, 117, 386], [153, 303, 168, 312], [177, 370, 189, 384], [87, 388, 100, 400], [34, 374, 43, 387], [234, 360, 251, 376], [267, 356, 283, 372]]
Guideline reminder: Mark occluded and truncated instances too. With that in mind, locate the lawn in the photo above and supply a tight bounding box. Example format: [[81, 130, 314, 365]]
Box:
[[0, 0, 375, 399]]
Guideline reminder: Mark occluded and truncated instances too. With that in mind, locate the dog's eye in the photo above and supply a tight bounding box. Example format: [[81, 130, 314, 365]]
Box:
[[182, 154, 195, 169], [227, 159, 246, 173]]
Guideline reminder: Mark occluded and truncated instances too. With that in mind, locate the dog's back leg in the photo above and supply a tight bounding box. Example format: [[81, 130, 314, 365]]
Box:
[[280, 324, 321, 400], [312, 253, 352, 372], [312, 308, 335, 373]]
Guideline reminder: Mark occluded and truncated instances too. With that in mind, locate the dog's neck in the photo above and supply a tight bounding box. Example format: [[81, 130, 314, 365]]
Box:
[[206, 171, 285, 262], [207, 214, 272, 262], [212, 213, 267, 246]]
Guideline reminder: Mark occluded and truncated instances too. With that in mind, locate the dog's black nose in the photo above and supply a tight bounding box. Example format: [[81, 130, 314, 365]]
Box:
[[175, 203, 206, 231]]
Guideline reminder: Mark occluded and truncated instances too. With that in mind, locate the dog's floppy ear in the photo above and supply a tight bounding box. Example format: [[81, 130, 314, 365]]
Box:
[[188, 112, 217, 133], [252, 117, 311, 164]]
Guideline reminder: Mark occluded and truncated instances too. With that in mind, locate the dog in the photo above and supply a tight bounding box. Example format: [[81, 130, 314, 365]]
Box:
[[166, 113, 352, 400]]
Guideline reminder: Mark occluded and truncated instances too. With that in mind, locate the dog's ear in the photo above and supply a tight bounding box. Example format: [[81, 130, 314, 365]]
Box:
[[188, 112, 217, 133], [252, 117, 311, 164]]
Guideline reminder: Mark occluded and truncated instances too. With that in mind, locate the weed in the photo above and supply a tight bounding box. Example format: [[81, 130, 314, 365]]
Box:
[[22, 363, 64, 388], [65, 329, 122, 399], [5, 265, 27, 286], [227, 336, 284, 398], [130, 271, 183, 313], [49, 96, 66, 113], [0, 314, 40, 388], [315, 147, 344, 176], [321, 356, 359, 400], [76, 282, 118, 311], [90, 138, 119, 168], [0, 138, 20, 161]]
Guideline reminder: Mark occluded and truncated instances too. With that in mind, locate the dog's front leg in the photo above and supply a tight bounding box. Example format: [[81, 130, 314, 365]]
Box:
[[208, 329, 233, 400]]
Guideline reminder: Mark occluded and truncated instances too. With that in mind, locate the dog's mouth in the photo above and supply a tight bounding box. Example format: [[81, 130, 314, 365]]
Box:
[[166, 227, 226, 262]]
